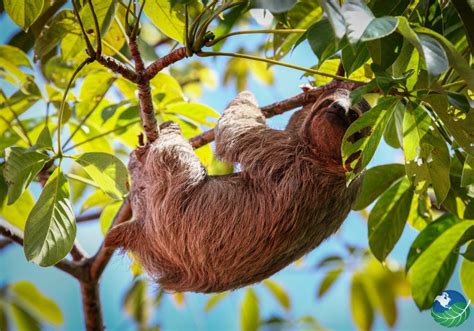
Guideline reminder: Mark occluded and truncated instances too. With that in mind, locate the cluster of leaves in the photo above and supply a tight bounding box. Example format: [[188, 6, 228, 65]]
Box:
[[316, 245, 410, 331], [0, 281, 63, 330]]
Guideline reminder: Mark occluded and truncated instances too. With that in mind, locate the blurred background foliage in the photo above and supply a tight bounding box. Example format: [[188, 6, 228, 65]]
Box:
[[0, 0, 473, 330]]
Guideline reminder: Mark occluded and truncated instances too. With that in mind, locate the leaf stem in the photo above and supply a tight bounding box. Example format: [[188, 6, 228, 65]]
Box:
[[196, 51, 365, 83], [206, 29, 306, 46], [87, 0, 102, 57], [63, 119, 140, 153], [57, 59, 92, 156]]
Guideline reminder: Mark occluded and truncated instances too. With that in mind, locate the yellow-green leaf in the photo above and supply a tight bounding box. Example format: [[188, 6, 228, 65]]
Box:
[[263, 280, 291, 311], [4, 0, 44, 30], [144, 0, 186, 43], [240, 288, 259, 331]]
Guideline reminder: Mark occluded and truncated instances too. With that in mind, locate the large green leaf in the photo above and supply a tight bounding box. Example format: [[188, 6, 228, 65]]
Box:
[[0, 45, 32, 85], [368, 177, 413, 262], [461, 257, 474, 302], [73, 152, 128, 200], [424, 94, 474, 156], [403, 103, 450, 205], [10, 281, 63, 326], [4, 147, 50, 205], [164, 102, 219, 127], [361, 16, 399, 42], [409, 221, 474, 309], [462, 155, 474, 188], [350, 273, 374, 331], [144, 0, 186, 43], [406, 214, 459, 271], [353, 163, 406, 210], [415, 26, 474, 91], [4, 0, 44, 30], [61, 0, 117, 59], [34, 10, 75, 60], [0, 190, 34, 230], [317, 267, 343, 298], [263, 280, 291, 311], [24, 168, 76, 267], [76, 71, 115, 118], [307, 18, 338, 64], [342, 97, 399, 178], [342, 0, 374, 45], [240, 289, 259, 331], [318, 0, 346, 41], [397, 18, 448, 83]]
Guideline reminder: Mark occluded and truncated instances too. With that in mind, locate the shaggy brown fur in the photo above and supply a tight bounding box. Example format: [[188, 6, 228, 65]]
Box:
[[105, 89, 369, 293]]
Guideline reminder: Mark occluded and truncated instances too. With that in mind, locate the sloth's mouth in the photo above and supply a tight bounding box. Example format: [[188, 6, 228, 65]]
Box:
[[326, 107, 360, 128]]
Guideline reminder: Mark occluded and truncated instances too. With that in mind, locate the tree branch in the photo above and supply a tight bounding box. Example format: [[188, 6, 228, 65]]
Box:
[[76, 212, 101, 223], [189, 80, 361, 149], [0, 224, 85, 280], [97, 55, 138, 82], [143, 47, 188, 80], [80, 280, 103, 331], [129, 37, 159, 142]]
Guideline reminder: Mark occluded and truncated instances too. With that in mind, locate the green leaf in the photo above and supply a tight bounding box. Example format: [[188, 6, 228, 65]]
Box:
[[165, 102, 219, 127], [319, 0, 346, 41], [204, 292, 229, 312], [144, 0, 186, 43], [350, 273, 374, 331], [32, 127, 53, 151], [123, 279, 148, 323], [273, 0, 322, 60], [0, 190, 34, 230], [415, 26, 474, 91], [4, 0, 44, 30], [240, 288, 259, 331], [61, 0, 117, 59], [361, 16, 398, 41], [463, 241, 474, 262], [24, 168, 76, 267], [383, 96, 404, 147], [368, 177, 413, 262], [409, 221, 474, 309], [73, 152, 128, 200], [342, 97, 399, 177], [353, 163, 406, 210], [317, 267, 343, 298], [253, 0, 297, 13], [461, 256, 474, 301], [307, 18, 338, 64], [367, 32, 404, 71], [341, 39, 370, 77], [10, 281, 63, 326], [7, 302, 40, 331], [403, 103, 450, 205], [462, 156, 474, 188], [34, 10, 76, 60], [0, 45, 32, 85], [342, 0, 375, 45], [263, 280, 291, 311], [406, 214, 459, 271], [4, 147, 50, 205], [431, 302, 471, 327], [99, 201, 121, 234], [424, 94, 474, 156], [77, 71, 115, 118], [397, 18, 449, 83], [447, 91, 471, 114]]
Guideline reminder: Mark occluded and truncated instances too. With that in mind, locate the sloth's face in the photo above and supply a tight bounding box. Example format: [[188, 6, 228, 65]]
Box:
[[302, 89, 370, 166]]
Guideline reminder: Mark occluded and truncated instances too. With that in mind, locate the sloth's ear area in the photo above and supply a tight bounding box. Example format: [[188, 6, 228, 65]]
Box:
[[228, 91, 259, 108], [104, 220, 141, 249]]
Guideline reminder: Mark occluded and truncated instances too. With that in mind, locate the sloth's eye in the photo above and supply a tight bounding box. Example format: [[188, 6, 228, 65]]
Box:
[[318, 99, 333, 110]]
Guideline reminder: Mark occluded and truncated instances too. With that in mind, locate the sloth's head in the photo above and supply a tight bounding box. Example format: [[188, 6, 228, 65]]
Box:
[[301, 89, 370, 168]]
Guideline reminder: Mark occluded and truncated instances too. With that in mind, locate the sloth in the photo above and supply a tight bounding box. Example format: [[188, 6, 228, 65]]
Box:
[[105, 88, 370, 293]]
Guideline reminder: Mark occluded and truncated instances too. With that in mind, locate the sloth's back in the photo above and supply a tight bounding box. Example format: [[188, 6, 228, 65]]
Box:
[[145, 168, 358, 293]]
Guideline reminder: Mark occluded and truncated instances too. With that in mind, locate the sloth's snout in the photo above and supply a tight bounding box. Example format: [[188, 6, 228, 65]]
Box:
[[327, 99, 361, 128]]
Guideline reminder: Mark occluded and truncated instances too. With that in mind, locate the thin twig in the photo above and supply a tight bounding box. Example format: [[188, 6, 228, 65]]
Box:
[[97, 55, 138, 82], [76, 211, 101, 223]]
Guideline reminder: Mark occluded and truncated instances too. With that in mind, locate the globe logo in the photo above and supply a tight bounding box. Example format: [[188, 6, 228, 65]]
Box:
[[431, 290, 471, 327]]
